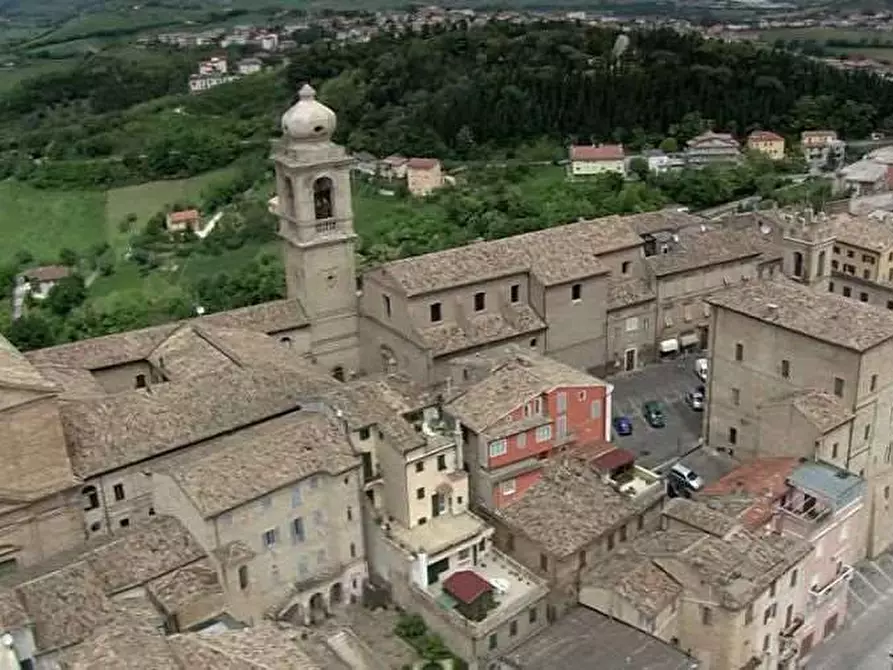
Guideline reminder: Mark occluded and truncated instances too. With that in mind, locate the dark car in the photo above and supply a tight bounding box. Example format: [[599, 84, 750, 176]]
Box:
[[613, 415, 633, 436], [643, 401, 666, 428]]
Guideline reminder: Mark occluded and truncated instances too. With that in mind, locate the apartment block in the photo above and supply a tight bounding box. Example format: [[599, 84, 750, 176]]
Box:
[[704, 276, 893, 557], [445, 349, 612, 508]]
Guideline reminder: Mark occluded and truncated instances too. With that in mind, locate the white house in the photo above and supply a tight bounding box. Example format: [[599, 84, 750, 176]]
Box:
[[569, 144, 626, 177]]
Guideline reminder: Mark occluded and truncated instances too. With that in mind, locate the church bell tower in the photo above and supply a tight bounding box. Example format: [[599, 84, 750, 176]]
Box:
[[272, 84, 359, 378]]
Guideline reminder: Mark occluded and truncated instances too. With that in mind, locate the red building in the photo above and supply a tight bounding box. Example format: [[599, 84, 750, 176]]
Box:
[[446, 350, 612, 509]]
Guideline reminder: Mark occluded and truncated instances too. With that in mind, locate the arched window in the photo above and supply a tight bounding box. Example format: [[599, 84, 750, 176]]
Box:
[[313, 177, 334, 220], [793, 251, 804, 278], [283, 177, 295, 217], [280, 336, 292, 347], [238, 565, 249, 590], [82, 485, 100, 511], [380, 346, 397, 374], [817, 250, 826, 277]]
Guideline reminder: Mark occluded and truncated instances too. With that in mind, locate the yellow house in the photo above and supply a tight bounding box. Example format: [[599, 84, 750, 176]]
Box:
[[747, 130, 785, 160]]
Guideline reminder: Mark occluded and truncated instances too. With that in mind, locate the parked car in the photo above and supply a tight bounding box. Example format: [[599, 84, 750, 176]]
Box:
[[669, 463, 704, 492], [642, 401, 666, 428], [613, 415, 633, 436], [686, 388, 705, 411], [694, 358, 709, 383]]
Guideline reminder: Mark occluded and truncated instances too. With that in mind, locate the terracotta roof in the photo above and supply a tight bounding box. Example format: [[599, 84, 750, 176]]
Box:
[[443, 570, 493, 604], [801, 130, 837, 146], [32, 364, 104, 396], [570, 144, 624, 161], [22, 265, 71, 282], [167, 623, 324, 669], [406, 157, 440, 170], [646, 226, 764, 277], [494, 457, 642, 557], [418, 304, 546, 357], [706, 276, 893, 351], [446, 349, 605, 433], [368, 214, 642, 296], [626, 210, 705, 236], [166, 209, 200, 223], [687, 131, 739, 148], [63, 615, 182, 670], [582, 551, 682, 617], [702, 458, 798, 502], [748, 130, 784, 142], [607, 277, 655, 310], [145, 559, 224, 617], [156, 411, 358, 518]]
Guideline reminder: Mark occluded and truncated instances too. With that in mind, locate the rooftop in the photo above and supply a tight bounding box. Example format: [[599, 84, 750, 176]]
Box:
[[607, 276, 655, 310], [582, 551, 682, 618], [645, 225, 764, 277], [841, 158, 887, 183], [494, 457, 641, 557], [662, 497, 741, 537], [700, 458, 799, 530], [687, 131, 739, 148], [748, 130, 784, 142], [788, 460, 866, 512], [21, 264, 71, 282], [500, 605, 698, 670], [368, 214, 643, 296], [166, 209, 200, 223], [446, 349, 605, 433], [626, 209, 705, 236], [388, 510, 490, 557], [789, 389, 854, 431], [569, 144, 624, 161], [406, 157, 440, 169], [0, 333, 58, 395], [418, 303, 546, 357], [157, 411, 358, 518], [443, 570, 492, 604], [705, 276, 893, 351], [167, 623, 325, 668], [832, 211, 893, 252]]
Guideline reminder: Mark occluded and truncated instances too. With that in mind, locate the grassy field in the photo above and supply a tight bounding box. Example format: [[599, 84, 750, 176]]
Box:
[[104, 166, 240, 253], [825, 46, 893, 62], [0, 58, 77, 92], [0, 182, 106, 264]]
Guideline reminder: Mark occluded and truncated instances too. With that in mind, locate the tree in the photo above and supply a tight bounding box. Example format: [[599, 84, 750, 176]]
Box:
[[5, 313, 58, 351], [628, 156, 650, 182], [58, 248, 78, 268], [659, 137, 679, 153], [45, 275, 87, 316]]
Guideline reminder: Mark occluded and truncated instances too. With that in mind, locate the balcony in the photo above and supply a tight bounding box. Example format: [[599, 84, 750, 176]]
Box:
[[777, 494, 833, 539], [809, 564, 853, 608]]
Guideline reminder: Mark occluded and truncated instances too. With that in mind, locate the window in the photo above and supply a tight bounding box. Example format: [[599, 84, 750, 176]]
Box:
[[622, 260, 631, 274], [834, 245, 841, 254], [347, 506, 353, 521], [731, 388, 740, 406], [429, 302, 442, 323], [769, 579, 777, 597], [729, 427, 738, 445], [860, 292, 869, 302], [828, 281, 835, 292], [864, 270, 871, 280], [571, 283, 582, 302], [818, 250, 826, 275], [135, 374, 147, 389], [509, 620, 518, 637], [790, 569, 798, 588], [619, 525, 627, 542], [557, 391, 567, 412], [510, 284, 520, 303], [437, 454, 447, 471], [745, 604, 753, 625], [474, 291, 486, 311], [625, 316, 639, 332], [832, 442, 839, 458], [863, 254, 874, 263], [785, 603, 794, 629], [590, 400, 601, 419], [263, 528, 279, 549], [260, 496, 272, 509], [763, 634, 770, 653], [864, 424, 871, 440], [702, 606, 712, 626], [489, 439, 507, 457], [82, 486, 99, 511], [415, 461, 425, 473], [834, 377, 845, 398], [416, 487, 425, 500], [847, 249, 854, 258], [637, 515, 644, 531], [358, 427, 370, 441], [530, 337, 537, 348], [113, 483, 125, 501], [843, 286, 852, 297], [871, 374, 878, 392], [579, 550, 587, 568], [238, 565, 249, 590], [763, 604, 775, 624], [516, 432, 527, 448], [793, 251, 803, 277], [501, 479, 516, 496], [831, 259, 839, 270], [889, 300, 893, 310], [350, 542, 357, 558], [489, 634, 497, 651], [536, 425, 552, 442], [607, 532, 615, 551], [885, 486, 890, 500], [735, 343, 743, 361], [119, 518, 130, 528], [383, 295, 391, 318], [292, 518, 305, 542], [459, 548, 470, 561], [578, 390, 587, 401], [313, 176, 333, 219], [417, 517, 427, 525], [529, 607, 538, 624], [539, 554, 549, 571], [779, 359, 790, 379], [148, 507, 155, 516], [290, 487, 303, 508]]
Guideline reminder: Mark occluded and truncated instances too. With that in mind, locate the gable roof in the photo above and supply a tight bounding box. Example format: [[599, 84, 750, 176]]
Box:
[[645, 226, 764, 277], [748, 130, 783, 142], [407, 157, 440, 170], [570, 144, 624, 161], [0, 334, 58, 394], [443, 570, 493, 604]]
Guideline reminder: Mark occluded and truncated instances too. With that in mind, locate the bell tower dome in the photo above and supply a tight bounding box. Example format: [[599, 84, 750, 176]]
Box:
[[272, 84, 359, 378]]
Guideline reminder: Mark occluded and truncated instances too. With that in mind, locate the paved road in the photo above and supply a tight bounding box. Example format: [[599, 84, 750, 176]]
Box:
[[608, 358, 705, 469], [807, 552, 893, 670]]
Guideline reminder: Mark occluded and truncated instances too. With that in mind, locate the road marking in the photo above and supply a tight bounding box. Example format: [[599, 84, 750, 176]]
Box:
[[853, 570, 883, 596], [847, 584, 868, 609], [870, 560, 893, 586]]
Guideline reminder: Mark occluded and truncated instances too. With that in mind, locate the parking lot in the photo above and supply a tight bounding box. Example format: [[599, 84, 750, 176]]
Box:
[[608, 356, 707, 471]]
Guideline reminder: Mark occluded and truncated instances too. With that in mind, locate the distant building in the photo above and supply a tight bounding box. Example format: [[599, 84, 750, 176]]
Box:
[[568, 144, 626, 177], [380, 154, 408, 180], [406, 157, 444, 196], [189, 72, 239, 93], [839, 158, 890, 196], [642, 149, 670, 173], [236, 57, 263, 75], [20, 265, 71, 299], [198, 56, 228, 75], [685, 131, 741, 165], [747, 130, 786, 160], [801, 130, 841, 166], [259, 33, 279, 51], [352, 151, 379, 177], [165, 209, 202, 233]]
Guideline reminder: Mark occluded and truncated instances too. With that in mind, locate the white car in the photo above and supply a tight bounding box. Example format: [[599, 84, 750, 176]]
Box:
[[694, 358, 709, 383]]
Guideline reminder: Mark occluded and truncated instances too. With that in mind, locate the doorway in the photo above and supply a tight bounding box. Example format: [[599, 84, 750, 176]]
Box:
[[624, 348, 637, 372]]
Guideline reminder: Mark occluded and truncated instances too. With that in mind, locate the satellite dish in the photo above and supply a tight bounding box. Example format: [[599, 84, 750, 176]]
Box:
[[612, 34, 630, 58]]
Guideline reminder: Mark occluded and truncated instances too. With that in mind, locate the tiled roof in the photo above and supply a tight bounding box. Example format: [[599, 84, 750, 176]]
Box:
[[368, 214, 642, 296], [570, 144, 624, 161], [443, 570, 493, 604], [494, 457, 640, 557], [0, 334, 58, 393], [63, 614, 182, 669], [789, 390, 853, 431], [446, 349, 604, 433], [706, 276, 893, 351], [607, 277, 656, 310], [32, 364, 104, 396], [25, 298, 308, 370], [0, 587, 28, 631], [748, 130, 784, 142], [583, 551, 681, 617], [687, 131, 739, 148], [645, 226, 764, 277], [788, 461, 866, 512], [167, 623, 324, 669], [167, 209, 200, 224], [418, 304, 546, 357], [832, 212, 893, 252], [407, 157, 440, 169], [702, 458, 799, 499], [146, 559, 224, 617], [662, 497, 742, 537], [156, 411, 358, 518], [625, 209, 705, 236], [22, 264, 71, 282]]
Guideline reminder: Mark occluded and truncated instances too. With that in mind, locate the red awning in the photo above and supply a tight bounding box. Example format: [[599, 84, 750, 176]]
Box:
[[443, 570, 493, 605], [592, 448, 636, 472]]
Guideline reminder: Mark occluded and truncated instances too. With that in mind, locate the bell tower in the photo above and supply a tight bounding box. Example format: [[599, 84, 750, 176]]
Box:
[[272, 84, 359, 377]]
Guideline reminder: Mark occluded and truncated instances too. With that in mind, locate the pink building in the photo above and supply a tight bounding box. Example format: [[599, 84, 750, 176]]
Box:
[[701, 458, 865, 667]]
